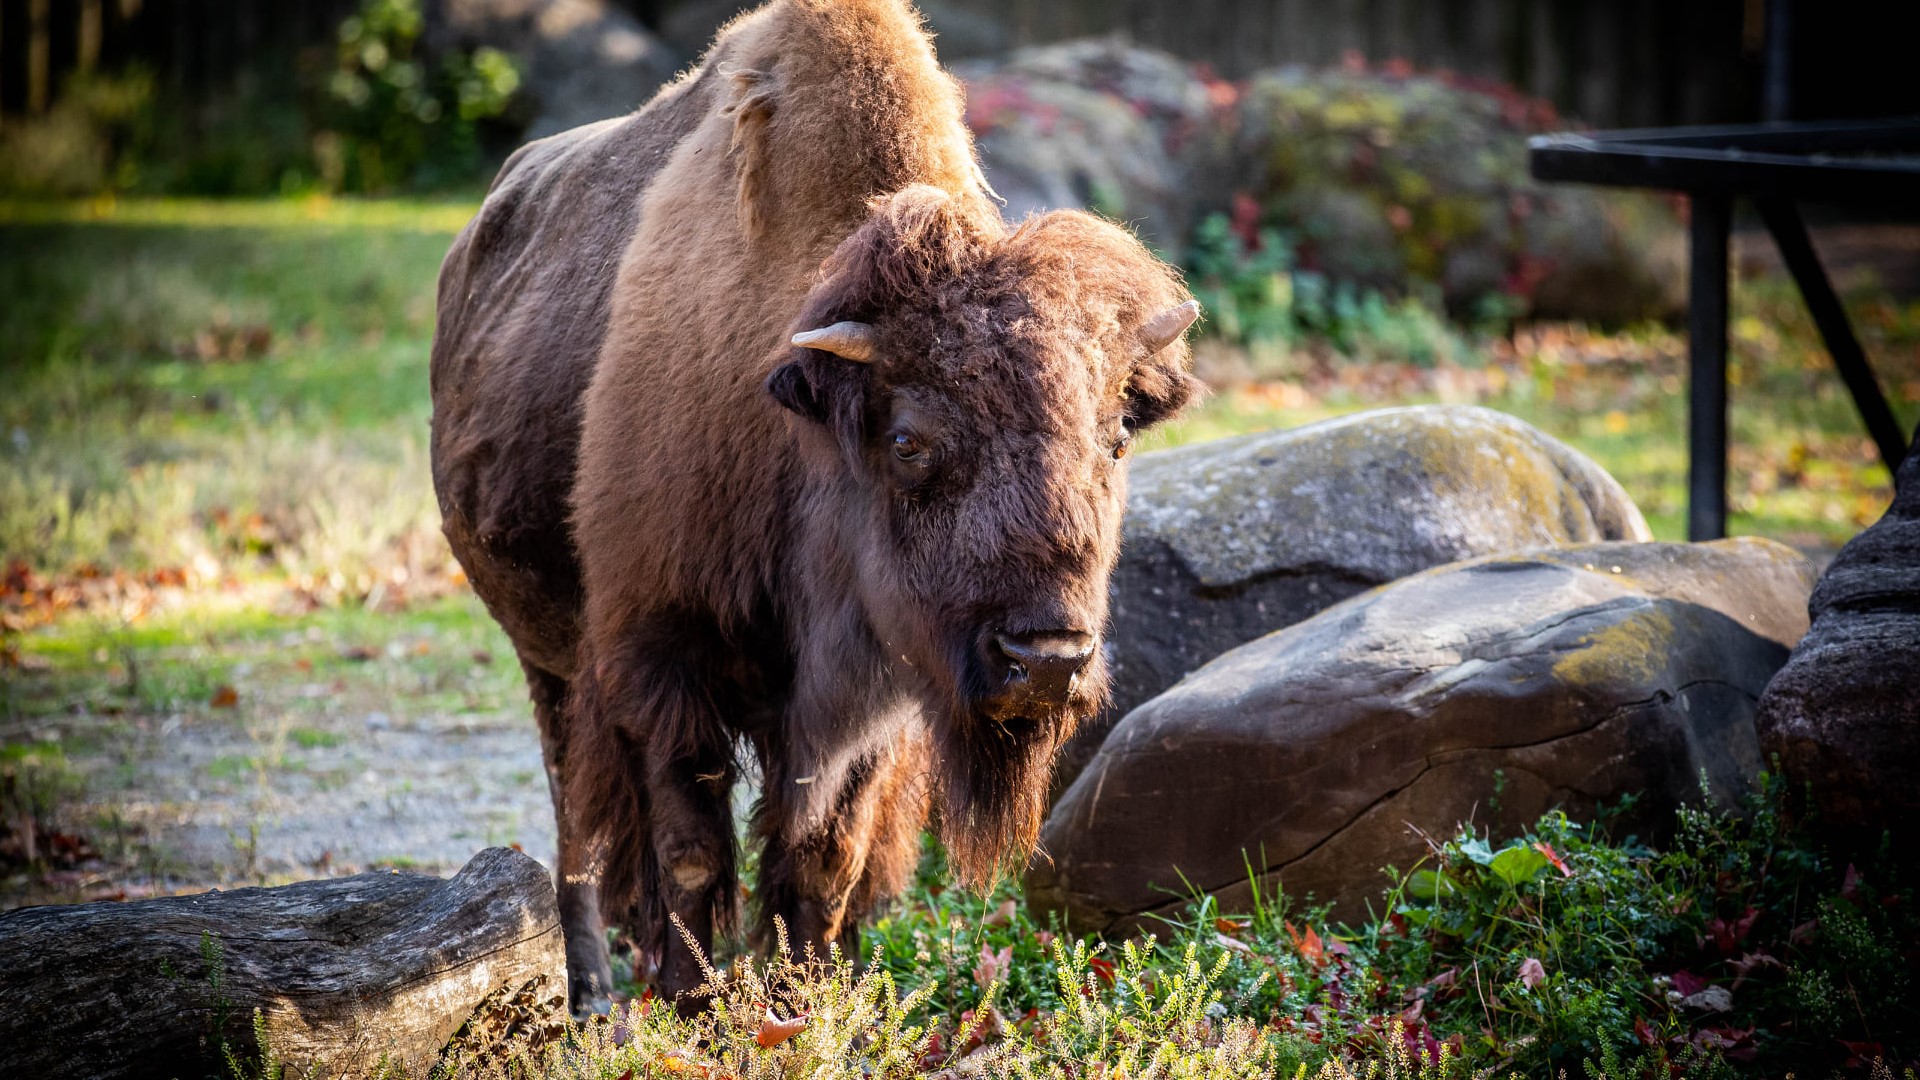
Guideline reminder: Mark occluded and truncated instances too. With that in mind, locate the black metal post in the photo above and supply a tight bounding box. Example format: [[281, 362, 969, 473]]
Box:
[[1687, 194, 1731, 541], [1755, 198, 1911, 476]]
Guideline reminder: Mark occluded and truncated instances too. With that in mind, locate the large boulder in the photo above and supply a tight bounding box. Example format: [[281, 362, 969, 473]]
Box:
[[954, 38, 1229, 256], [1031, 539, 1814, 936], [1065, 405, 1651, 793], [428, 0, 681, 139], [1756, 434, 1920, 833]]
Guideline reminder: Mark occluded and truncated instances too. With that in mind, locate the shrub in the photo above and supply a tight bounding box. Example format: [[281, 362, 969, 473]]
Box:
[[1184, 207, 1480, 371], [310, 0, 521, 193]]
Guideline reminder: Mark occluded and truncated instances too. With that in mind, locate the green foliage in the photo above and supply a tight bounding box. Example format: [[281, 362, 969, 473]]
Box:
[[847, 778, 1917, 1078], [312, 0, 521, 193], [1184, 210, 1480, 370]]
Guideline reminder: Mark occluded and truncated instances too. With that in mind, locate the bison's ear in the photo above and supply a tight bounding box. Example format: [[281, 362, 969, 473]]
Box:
[[766, 361, 828, 422], [766, 351, 870, 439], [1125, 301, 1206, 430]]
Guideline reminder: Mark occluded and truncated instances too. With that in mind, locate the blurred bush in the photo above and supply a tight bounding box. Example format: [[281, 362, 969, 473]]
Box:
[[312, 0, 521, 193], [1186, 204, 1477, 373], [0, 0, 520, 198], [1231, 63, 1684, 325], [959, 44, 1684, 333], [0, 70, 157, 197]]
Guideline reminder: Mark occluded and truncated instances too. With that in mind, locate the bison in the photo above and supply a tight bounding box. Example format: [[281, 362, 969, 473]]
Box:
[[429, 0, 1202, 1015]]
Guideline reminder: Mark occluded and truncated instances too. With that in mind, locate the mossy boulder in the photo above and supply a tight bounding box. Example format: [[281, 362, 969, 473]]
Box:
[[1031, 539, 1815, 936], [1756, 433, 1920, 835], [1066, 405, 1651, 794]]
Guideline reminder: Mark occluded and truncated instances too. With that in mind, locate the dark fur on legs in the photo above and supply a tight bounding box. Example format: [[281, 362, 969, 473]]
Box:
[[521, 661, 616, 1017]]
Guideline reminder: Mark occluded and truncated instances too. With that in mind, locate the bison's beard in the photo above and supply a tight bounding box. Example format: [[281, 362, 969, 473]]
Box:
[[931, 701, 1086, 887]]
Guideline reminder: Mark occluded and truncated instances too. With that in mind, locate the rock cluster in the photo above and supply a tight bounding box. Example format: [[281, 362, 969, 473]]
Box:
[[1034, 538, 1814, 935]]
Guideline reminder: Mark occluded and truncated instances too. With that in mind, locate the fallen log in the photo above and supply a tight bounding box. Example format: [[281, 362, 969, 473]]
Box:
[[0, 846, 567, 1079]]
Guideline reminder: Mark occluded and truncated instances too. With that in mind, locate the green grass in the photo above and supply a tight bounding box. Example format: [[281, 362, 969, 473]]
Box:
[[1, 196, 470, 596]]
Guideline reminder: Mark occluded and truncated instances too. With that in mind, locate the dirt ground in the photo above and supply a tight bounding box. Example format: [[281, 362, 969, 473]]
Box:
[[3, 592, 560, 906]]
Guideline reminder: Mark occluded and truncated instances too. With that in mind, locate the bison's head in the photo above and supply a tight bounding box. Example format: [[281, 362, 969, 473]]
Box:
[[767, 185, 1202, 882]]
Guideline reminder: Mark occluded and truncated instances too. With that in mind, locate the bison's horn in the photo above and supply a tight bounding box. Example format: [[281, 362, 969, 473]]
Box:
[[791, 321, 876, 363], [1140, 300, 1201, 354]]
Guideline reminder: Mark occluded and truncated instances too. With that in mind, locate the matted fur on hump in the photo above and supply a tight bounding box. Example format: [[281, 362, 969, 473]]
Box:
[[713, 0, 990, 245]]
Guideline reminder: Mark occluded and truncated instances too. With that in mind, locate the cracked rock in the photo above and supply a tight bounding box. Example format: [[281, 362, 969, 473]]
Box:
[[1060, 405, 1651, 798], [1756, 430, 1920, 833], [1030, 538, 1812, 935]]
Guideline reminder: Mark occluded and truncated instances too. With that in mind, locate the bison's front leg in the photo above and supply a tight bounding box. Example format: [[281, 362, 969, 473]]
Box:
[[753, 728, 931, 960], [567, 635, 739, 1016]]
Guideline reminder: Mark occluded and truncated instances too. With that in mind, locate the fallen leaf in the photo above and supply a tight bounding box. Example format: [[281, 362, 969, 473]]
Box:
[[1533, 841, 1572, 877], [1518, 957, 1546, 989], [973, 943, 1011, 989], [210, 685, 239, 708], [755, 1008, 808, 1049], [1284, 922, 1325, 967], [983, 898, 1017, 927], [1670, 970, 1709, 997]]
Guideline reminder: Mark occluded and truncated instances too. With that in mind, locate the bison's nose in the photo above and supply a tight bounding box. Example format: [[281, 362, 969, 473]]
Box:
[[992, 630, 1095, 705]]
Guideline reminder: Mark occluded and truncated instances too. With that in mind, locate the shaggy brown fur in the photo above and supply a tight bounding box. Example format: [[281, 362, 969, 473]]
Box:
[[430, 0, 1200, 1015]]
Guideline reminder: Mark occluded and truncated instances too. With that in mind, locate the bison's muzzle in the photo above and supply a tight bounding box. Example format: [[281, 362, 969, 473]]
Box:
[[977, 629, 1096, 720]]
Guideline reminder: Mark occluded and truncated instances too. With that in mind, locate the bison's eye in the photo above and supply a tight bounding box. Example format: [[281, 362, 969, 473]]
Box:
[[1111, 428, 1134, 461], [892, 432, 925, 462]]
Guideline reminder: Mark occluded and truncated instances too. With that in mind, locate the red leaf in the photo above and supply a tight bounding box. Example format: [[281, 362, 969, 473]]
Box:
[[1087, 955, 1117, 986], [210, 684, 239, 708], [972, 943, 1011, 989], [1284, 922, 1326, 967], [1533, 841, 1573, 877], [1670, 970, 1709, 997], [983, 898, 1018, 928], [755, 1009, 808, 1049], [1842, 863, 1864, 901]]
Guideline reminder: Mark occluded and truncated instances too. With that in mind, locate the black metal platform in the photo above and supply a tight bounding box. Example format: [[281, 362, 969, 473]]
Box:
[[1528, 118, 1920, 540]]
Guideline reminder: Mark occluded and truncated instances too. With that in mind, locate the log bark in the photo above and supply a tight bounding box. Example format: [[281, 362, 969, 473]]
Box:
[[0, 846, 567, 1079]]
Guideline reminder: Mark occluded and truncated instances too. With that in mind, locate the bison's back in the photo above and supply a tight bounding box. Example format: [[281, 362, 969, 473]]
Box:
[[430, 69, 718, 678]]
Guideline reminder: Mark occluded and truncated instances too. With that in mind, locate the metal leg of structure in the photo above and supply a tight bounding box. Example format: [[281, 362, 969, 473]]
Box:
[[1688, 194, 1732, 541], [1755, 198, 1911, 476]]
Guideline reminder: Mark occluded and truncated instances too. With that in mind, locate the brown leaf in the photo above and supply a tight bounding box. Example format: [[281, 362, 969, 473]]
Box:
[[755, 1008, 808, 1049], [1518, 957, 1547, 989], [210, 685, 239, 708], [983, 898, 1017, 928]]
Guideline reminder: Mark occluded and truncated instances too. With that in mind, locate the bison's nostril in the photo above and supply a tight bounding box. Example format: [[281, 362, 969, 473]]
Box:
[[992, 631, 1094, 702]]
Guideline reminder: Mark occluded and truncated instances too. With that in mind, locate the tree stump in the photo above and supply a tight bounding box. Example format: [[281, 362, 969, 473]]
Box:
[[0, 846, 567, 1079]]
